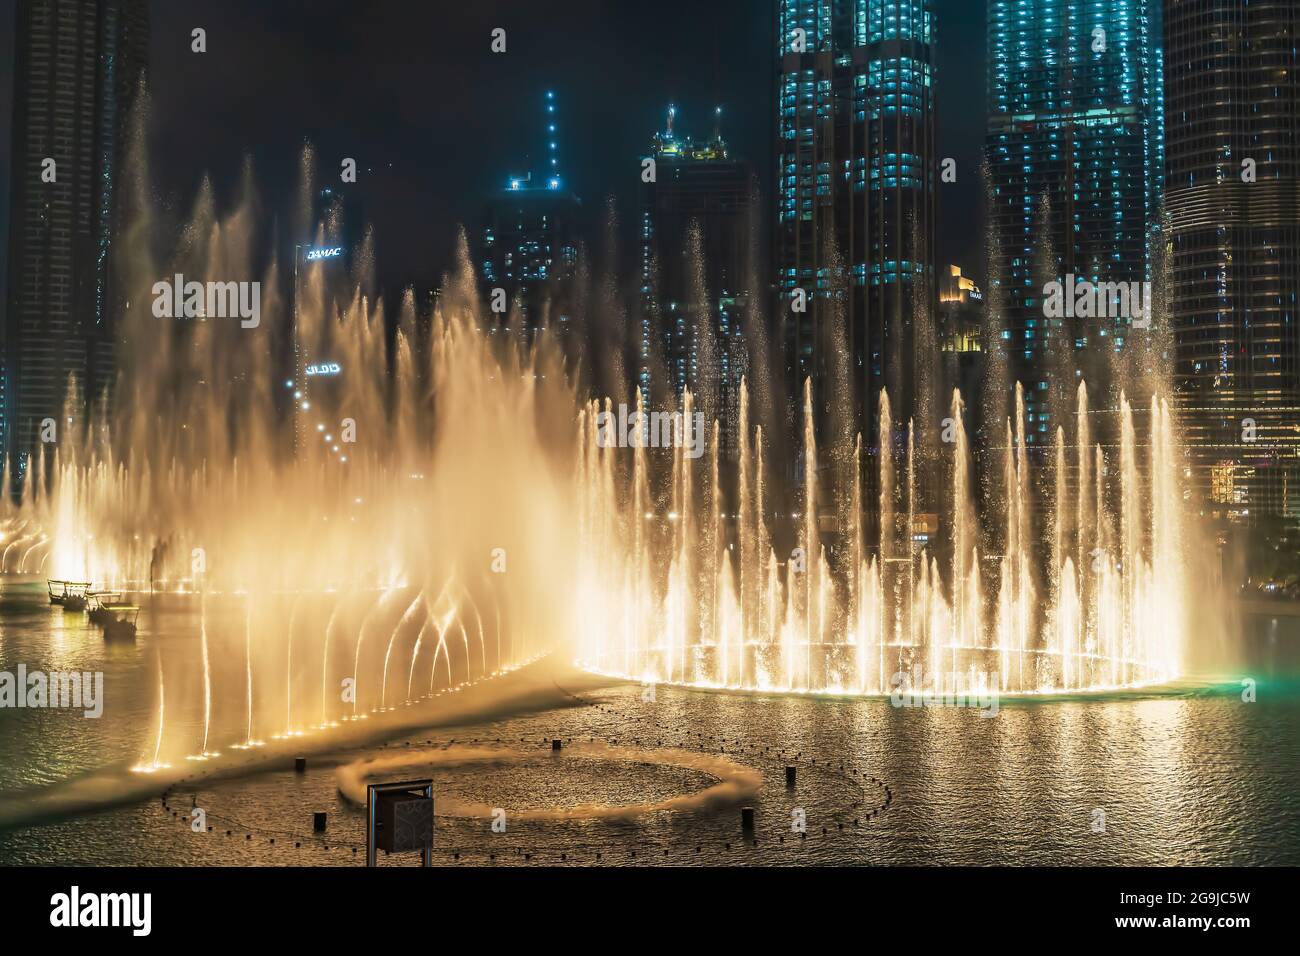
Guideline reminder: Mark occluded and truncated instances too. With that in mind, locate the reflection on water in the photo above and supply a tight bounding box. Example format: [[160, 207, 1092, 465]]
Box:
[[2, 577, 1298, 865], [0, 579, 158, 790]]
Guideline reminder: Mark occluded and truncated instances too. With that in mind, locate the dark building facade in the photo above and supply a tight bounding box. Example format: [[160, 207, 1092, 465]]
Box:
[[775, 0, 939, 444], [480, 183, 582, 329], [4, 0, 149, 467], [478, 91, 581, 338], [1166, 0, 1300, 522], [985, 0, 1164, 445], [640, 109, 753, 444]]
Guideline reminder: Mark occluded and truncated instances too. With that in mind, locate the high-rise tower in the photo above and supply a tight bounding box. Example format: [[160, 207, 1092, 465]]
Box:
[[479, 91, 582, 337], [775, 0, 938, 445], [1165, 0, 1299, 521], [641, 107, 753, 447], [4, 0, 149, 468], [985, 0, 1164, 444]]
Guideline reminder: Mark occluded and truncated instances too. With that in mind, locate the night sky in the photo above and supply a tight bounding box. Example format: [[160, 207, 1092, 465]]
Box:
[[0, 0, 986, 305]]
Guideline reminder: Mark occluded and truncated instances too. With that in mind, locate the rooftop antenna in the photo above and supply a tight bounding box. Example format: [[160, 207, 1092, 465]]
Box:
[[544, 90, 560, 188]]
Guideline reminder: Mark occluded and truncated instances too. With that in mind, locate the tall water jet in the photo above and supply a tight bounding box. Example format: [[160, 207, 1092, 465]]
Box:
[[737, 378, 752, 686], [198, 594, 213, 758], [801, 378, 819, 689], [243, 598, 256, 746], [878, 389, 896, 665]]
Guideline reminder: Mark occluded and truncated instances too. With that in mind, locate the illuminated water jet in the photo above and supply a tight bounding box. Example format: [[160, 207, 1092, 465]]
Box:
[[1, 136, 1218, 784], [3, 146, 577, 769], [576, 377, 1191, 696]]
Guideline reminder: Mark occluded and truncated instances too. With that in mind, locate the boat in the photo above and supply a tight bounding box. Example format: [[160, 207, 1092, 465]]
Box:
[[61, 582, 92, 612], [87, 591, 124, 625], [49, 580, 93, 609], [102, 604, 140, 641]]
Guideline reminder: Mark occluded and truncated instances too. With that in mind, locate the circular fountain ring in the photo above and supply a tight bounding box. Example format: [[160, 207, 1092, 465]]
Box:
[[336, 741, 762, 820]]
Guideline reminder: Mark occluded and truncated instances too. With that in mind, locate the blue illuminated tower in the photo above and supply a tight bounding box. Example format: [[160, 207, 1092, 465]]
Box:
[[985, 0, 1165, 442], [479, 91, 582, 335], [775, 0, 938, 447]]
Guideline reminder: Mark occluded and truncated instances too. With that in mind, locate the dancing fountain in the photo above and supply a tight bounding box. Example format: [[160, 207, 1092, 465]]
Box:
[[0, 137, 1208, 795], [0, 144, 583, 774], [574, 376, 1187, 695]]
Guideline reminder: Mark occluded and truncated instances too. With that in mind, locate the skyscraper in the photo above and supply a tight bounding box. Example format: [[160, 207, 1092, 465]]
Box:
[[1166, 0, 1299, 521], [985, 0, 1164, 444], [775, 0, 938, 443], [4, 0, 149, 467], [640, 107, 753, 444], [479, 91, 582, 337], [291, 186, 365, 459]]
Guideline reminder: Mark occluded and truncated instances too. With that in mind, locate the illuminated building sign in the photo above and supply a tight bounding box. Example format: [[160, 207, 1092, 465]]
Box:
[[306, 363, 342, 376], [305, 246, 343, 261]]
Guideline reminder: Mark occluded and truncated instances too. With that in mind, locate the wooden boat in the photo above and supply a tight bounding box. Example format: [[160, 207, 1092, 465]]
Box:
[[87, 591, 124, 625], [61, 582, 92, 612], [102, 604, 140, 641], [47, 580, 67, 605]]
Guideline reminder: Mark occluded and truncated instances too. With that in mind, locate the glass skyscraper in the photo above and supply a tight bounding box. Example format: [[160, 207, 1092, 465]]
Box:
[[4, 0, 149, 467], [478, 91, 582, 338], [640, 109, 752, 451], [1166, 0, 1299, 521], [985, 0, 1164, 443], [775, 0, 938, 444]]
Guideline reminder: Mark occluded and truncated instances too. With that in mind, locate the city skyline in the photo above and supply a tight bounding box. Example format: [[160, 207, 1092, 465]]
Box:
[[0, 1, 1294, 525], [0, 0, 988, 303]]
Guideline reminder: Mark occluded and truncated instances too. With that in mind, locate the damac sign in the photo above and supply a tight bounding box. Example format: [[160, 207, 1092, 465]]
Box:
[[305, 246, 343, 261], [306, 363, 342, 376]]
